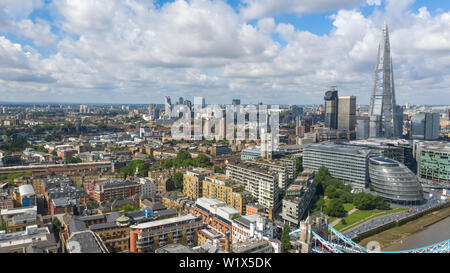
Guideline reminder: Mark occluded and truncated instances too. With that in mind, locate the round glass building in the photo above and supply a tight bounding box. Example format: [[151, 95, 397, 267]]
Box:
[[369, 157, 424, 204]]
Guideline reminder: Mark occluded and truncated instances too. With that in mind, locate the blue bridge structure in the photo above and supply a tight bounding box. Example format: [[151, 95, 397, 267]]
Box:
[[289, 225, 450, 253]]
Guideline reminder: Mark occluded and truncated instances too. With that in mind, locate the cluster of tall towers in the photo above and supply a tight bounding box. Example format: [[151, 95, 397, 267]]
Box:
[[324, 23, 403, 139], [324, 86, 356, 132]]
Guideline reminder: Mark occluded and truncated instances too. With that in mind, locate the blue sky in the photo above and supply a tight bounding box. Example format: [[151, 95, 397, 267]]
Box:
[[0, 0, 450, 105]]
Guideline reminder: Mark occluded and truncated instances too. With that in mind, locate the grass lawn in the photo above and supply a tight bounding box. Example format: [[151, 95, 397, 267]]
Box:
[[335, 207, 408, 231], [343, 203, 355, 212]]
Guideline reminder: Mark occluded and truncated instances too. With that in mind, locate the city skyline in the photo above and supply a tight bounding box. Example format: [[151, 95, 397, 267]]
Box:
[[1, 1, 450, 105]]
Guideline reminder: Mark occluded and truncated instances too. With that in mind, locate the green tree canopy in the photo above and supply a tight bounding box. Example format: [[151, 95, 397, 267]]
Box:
[[67, 156, 82, 164], [174, 172, 184, 190], [214, 166, 225, 174], [325, 199, 346, 217], [281, 223, 291, 253]]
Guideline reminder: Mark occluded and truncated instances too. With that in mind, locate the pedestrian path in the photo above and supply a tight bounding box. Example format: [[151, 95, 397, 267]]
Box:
[[330, 208, 358, 227]]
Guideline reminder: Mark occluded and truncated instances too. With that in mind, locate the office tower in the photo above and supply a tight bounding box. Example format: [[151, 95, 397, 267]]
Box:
[[324, 86, 338, 129], [415, 141, 450, 183], [185, 100, 192, 111], [232, 99, 240, 106], [411, 112, 440, 140], [338, 96, 356, 131], [356, 117, 370, 140], [202, 97, 206, 108], [369, 23, 402, 138], [79, 105, 89, 114], [178, 97, 184, 105], [303, 143, 372, 188], [164, 96, 172, 118]]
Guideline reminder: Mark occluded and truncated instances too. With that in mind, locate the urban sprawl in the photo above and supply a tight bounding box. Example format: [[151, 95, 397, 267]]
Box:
[[0, 24, 449, 254]]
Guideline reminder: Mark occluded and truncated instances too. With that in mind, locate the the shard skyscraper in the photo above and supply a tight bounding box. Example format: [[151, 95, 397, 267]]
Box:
[[369, 23, 403, 138]]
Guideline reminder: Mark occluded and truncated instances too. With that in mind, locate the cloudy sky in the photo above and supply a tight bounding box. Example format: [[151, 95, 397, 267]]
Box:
[[0, 0, 450, 105]]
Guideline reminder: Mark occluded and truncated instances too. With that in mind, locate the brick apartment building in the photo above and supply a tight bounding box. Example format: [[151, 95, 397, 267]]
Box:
[[92, 178, 141, 202]]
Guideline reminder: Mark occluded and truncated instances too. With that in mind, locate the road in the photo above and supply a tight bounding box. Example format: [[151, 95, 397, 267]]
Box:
[[344, 198, 447, 239]]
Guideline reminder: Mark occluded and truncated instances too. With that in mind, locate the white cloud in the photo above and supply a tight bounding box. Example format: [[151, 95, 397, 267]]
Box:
[[15, 19, 58, 49], [239, 0, 361, 19], [366, 0, 381, 6], [0, 0, 449, 104]]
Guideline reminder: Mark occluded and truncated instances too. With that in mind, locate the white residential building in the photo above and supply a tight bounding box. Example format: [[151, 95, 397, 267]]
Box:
[[232, 213, 274, 244], [136, 178, 157, 199]]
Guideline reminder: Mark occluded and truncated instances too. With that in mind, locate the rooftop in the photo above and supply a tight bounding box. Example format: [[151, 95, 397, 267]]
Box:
[[416, 141, 450, 152], [131, 214, 200, 230], [186, 167, 214, 176], [68, 230, 109, 253], [155, 243, 197, 253], [18, 184, 35, 197], [304, 143, 372, 157], [205, 174, 236, 186]]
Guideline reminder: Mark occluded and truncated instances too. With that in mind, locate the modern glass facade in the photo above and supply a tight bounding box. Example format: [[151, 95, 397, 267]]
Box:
[[369, 157, 423, 203], [338, 96, 356, 131], [416, 142, 450, 183], [411, 112, 440, 140], [369, 23, 402, 138], [302, 143, 372, 188], [324, 88, 338, 129]]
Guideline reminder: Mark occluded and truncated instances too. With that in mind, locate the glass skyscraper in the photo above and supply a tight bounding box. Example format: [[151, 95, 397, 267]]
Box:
[[369, 23, 403, 138]]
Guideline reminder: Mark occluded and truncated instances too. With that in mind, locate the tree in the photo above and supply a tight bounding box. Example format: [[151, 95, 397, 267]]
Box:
[[161, 160, 173, 169], [119, 160, 149, 177], [87, 200, 99, 210], [374, 196, 390, 210], [52, 217, 62, 239], [353, 193, 389, 210], [36, 145, 48, 153], [325, 199, 346, 217], [325, 185, 337, 199], [339, 191, 354, 204], [174, 172, 184, 190], [281, 223, 291, 253], [214, 166, 225, 174], [44, 134, 60, 142], [195, 153, 211, 167], [295, 157, 303, 176], [67, 156, 82, 164], [316, 166, 330, 183], [313, 198, 326, 212], [121, 204, 136, 212]]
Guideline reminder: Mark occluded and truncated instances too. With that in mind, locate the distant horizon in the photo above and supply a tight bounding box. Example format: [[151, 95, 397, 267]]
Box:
[[0, 100, 449, 108]]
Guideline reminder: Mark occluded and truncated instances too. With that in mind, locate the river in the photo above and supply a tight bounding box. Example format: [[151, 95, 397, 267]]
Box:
[[383, 216, 450, 251]]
